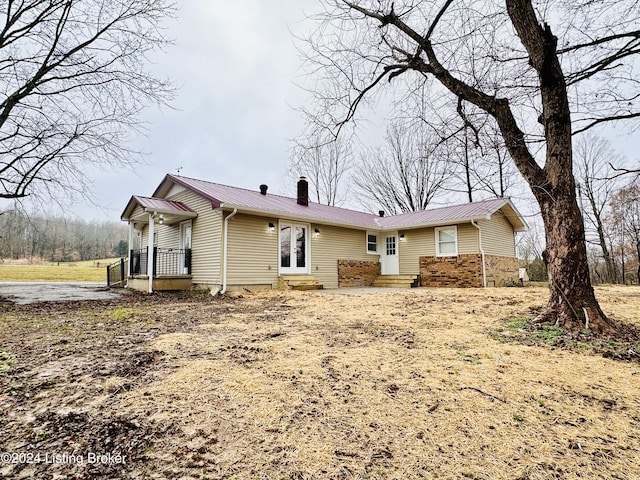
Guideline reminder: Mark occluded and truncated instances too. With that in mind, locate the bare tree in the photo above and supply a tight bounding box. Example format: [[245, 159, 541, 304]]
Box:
[[447, 118, 520, 201], [299, 0, 640, 334], [609, 182, 640, 284], [575, 134, 621, 283], [516, 218, 548, 282], [290, 134, 351, 206], [0, 0, 175, 201], [355, 123, 453, 214], [474, 125, 519, 199]]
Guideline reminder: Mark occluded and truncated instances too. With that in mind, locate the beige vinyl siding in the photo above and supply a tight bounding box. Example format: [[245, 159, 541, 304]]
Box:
[[399, 228, 434, 275], [131, 205, 144, 218], [479, 210, 517, 257], [226, 213, 279, 287], [167, 189, 223, 287], [311, 224, 378, 289], [131, 206, 147, 249], [138, 222, 178, 249], [156, 223, 180, 249], [398, 223, 479, 275], [140, 224, 149, 249], [457, 223, 479, 254]]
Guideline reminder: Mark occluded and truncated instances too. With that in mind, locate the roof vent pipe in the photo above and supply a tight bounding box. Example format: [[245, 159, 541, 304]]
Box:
[[297, 176, 309, 206], [259, 184, 268, 195], [379, 210, 385, 217]]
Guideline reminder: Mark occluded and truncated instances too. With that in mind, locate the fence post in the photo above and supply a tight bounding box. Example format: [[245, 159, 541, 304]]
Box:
[[120, 258, 125, 283], [106, 264, 111, 287]]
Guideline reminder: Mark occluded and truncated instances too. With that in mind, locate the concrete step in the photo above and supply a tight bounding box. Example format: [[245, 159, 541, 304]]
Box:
[[372, 275, 419, 288], [290, 284, 324, 291]]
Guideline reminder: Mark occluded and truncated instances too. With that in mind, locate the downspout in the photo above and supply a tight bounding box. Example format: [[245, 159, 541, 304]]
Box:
[[471, 220, 487, 288], [220, 208, 238, 294]]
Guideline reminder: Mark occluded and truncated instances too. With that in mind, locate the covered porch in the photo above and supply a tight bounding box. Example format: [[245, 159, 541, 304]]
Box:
[[121, 195, 198, 292]]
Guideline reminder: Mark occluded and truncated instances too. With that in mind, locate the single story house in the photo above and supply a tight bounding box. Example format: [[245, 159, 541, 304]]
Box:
[[119, 174, 527, 293]]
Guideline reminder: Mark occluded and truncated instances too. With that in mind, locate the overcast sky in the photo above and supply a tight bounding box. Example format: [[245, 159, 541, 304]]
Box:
[[78, 0, 317, 221], [19, 1, 638, 222]]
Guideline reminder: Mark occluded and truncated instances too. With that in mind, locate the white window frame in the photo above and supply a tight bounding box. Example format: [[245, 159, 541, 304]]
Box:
[[366, 232, 379, 254], [385, 235, 396, 256], [435, 226, 458, 257]]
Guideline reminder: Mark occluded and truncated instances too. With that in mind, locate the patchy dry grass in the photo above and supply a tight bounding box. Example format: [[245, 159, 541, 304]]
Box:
[[0, 286, 639, 479], [0, 264, 108, 282]]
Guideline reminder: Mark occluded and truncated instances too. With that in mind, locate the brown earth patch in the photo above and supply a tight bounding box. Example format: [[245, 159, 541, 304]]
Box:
[[0, 286, 639, 479]]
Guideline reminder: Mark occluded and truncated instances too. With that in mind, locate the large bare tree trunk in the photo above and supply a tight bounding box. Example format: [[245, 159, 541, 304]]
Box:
[[537, 188, 611, 333], [505, 0, 616, 335]]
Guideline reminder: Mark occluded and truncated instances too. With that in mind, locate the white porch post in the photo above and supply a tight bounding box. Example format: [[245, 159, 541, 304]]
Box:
[[148, 212, 155, 293], [127, 221, 134, 277]]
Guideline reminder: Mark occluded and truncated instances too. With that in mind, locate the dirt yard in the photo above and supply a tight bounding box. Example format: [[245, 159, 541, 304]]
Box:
[[0, 286, 639, 479]]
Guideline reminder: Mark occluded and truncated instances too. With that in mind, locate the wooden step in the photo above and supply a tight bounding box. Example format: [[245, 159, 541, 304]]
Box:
[[279, 275, 324, 291]]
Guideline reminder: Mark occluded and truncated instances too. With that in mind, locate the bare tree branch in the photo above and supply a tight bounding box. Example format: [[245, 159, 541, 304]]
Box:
[[0, 0, 176, 201]]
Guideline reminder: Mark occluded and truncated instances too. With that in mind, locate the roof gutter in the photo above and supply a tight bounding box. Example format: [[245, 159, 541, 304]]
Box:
[[218, 203, 374, 232], [217, 203, 498, 233], [471, 220, 487, 288], [220, 208, 238, 294], [125, 209, 198, 223]]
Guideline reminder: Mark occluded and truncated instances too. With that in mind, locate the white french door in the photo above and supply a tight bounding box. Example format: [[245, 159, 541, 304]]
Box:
[[279, 222, 309, 274]]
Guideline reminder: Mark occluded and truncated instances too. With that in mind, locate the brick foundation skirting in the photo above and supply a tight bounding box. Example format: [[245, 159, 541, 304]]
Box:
[[419, 254, 518, 288], [338, 260, 380, 287], [485, 255, 519, 287]]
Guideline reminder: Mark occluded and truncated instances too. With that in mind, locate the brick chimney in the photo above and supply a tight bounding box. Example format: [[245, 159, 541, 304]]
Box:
[[259, 184, 268, 195], [297, 176, 309, 206]]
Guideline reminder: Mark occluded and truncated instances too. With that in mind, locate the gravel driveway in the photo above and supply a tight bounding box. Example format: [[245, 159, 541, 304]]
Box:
[[0, 281, 122, 304]]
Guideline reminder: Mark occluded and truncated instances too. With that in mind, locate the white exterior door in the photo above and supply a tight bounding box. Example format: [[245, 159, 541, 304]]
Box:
[[279, 223, 309, 274], [180, 221, 192, 274], [380, 232, 399, 275]]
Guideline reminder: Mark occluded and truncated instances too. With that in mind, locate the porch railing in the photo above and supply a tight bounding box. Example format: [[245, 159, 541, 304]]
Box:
[[130, 248, 148, 276], [107, 258, 128, 287], [129, 247, 191, 277]]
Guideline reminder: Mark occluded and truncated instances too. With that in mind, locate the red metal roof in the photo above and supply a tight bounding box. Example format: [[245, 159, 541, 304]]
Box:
[[132, 195, 195, 213], [121, 195, 195, 221], [377, 198, 523, 229], [148, 174, 526, 231], [165, 175, 380, 229]]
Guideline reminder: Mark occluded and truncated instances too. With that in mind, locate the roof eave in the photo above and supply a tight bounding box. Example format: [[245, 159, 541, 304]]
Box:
[[138, 208, 197, 219], [121, 195, 198, 222], [383, 215, 502, 231], [496, 199, 528, 232], [120, 195, 140, 221], [218, 203, 378, 231]]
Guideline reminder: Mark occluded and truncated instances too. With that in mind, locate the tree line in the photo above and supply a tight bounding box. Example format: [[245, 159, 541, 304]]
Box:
[[0, 211, 128, 263]]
